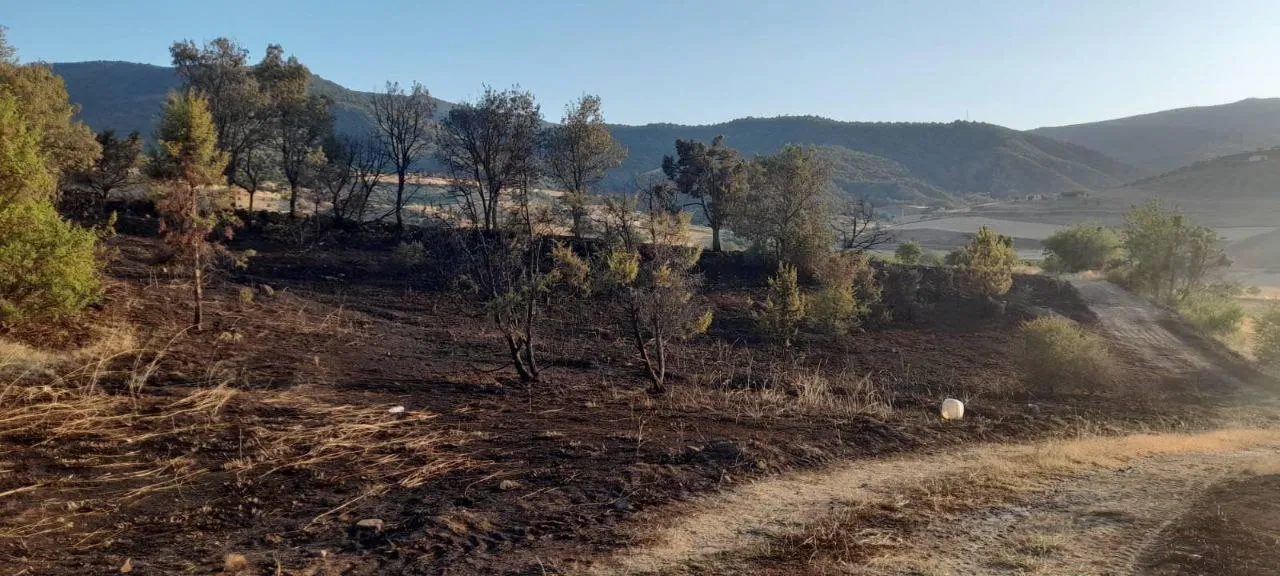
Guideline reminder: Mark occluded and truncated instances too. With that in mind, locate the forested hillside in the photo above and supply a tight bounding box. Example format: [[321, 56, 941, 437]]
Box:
[[55, 61, 1141, 203]]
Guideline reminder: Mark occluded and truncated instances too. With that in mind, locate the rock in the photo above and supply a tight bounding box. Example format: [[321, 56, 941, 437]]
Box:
[[498, 479, 523, 491], [941, 398, 965, 420], [388, 405, 406, 414], [355, 518, 384, 532], [119, 558, 133, 573]]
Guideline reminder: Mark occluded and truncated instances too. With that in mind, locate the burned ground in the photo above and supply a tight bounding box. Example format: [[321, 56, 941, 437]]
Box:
[[0, 218, 1241, 575]]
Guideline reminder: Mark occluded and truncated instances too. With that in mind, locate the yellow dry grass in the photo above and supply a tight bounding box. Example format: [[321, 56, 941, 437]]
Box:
[[601, 427, 1280, 575]]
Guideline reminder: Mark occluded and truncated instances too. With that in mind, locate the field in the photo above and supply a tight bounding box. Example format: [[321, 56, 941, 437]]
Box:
[[5, 204, 1276, 575]]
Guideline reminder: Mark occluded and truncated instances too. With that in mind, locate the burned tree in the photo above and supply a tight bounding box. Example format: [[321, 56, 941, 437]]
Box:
[[371, 81, 436, 231], [436, 86, 541, 232]]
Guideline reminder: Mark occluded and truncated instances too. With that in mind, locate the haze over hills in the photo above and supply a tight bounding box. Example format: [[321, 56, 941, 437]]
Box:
[[1032, 98, 1280, 173], [55, 60, 1142, 204]]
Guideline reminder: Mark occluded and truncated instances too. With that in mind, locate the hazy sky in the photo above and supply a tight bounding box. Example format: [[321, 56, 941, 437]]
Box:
[[5, 0, 1280, 129]]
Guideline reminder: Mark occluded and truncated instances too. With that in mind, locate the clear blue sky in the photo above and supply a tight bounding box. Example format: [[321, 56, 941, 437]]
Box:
[[5, 0, 1280, 129]]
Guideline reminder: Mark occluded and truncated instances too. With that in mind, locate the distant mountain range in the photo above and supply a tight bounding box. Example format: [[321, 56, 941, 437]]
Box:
[[54, 60, 1152, 204], [1033, 98, 1280, 173]]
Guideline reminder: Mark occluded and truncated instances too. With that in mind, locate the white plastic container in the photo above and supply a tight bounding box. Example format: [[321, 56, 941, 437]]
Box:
[[941, 398, 965, 420]]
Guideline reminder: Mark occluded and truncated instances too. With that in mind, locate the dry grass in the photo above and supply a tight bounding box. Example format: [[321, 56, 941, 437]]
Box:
[[667, 347, 893, 421], [758, 428, 1280, 571], [0, 338, 474, 547]]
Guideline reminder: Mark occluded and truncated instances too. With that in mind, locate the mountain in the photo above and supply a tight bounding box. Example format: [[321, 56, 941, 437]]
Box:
[[50, 61, 453, 139], [53, 60, 1142, 204], [1126, 147, 1280, 200], [605, 117, 1144, 199], [1032, 98, 1280, 173]]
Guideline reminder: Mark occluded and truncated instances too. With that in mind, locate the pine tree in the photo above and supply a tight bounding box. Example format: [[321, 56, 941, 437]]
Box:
[[152, 91, 233, 331]]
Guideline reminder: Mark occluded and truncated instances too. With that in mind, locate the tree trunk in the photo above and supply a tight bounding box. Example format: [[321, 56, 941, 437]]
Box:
[[711, 224, 723, 253], [289, 183, 299, 218], [248, 190, 255, 213], [395, 173, 406, 232], [193, 250, 204, 331]]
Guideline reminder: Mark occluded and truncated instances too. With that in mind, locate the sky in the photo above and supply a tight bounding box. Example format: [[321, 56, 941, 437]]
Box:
[[5, 0, 1280, 129]]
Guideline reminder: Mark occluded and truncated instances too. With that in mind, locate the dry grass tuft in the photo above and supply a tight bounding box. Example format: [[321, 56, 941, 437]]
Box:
[[669, 347, 893, 420], [222, 552, 249, 573]]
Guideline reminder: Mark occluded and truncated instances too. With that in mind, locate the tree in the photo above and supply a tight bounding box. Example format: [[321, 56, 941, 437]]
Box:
[[0, 38, 99, 193], [1041, 222, 1119, 273], [315, 133, 387, 227], [600, 186, 712, 392], [757, 262, 805, 346], [1119, 200, 1228, 305], [738, 144, 833, 266], [540, 95, 627, 239], [833, 196, 893, 253], [151, 91, 234, 331], [170, 38, 268, 189], [71, 130, 142, 204], [895, 240, 924, 265], [0, 199, 100, 325], [662, 136, 747, 253], [451, 146, 550, 382], [0, 91, 54, 205], [275, 94, 331, 217], [235, 138, 278, 213], [253, 44, 328, 218], [437, 86, 542, 232], [949, 225, 1019, 296], [371, 81, 436, 231]]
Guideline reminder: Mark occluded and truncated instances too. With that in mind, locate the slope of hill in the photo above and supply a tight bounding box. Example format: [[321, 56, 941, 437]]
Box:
[[53, 61, 1141, 204], [606, 116, 1144, 197], [1033, 98, 1280, 172], [1128, 148, 1280, 200]]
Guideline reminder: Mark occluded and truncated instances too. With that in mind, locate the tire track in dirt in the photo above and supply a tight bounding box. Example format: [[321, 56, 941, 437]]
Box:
[[591, 430, 1280, 575], [866, 447, 1280, 575]]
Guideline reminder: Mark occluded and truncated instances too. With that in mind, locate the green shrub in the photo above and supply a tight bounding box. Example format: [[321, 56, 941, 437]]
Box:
[[949, 226, 1018, 296], [1176, 293, 1244, 336], [918, 250, 945, 267], [1041, 223, 1119, 273], [0, 199, 101, 324], [757, 262, 805, 346], [1020, 316, 1114, 394], [1254, 305, 1280, 374], [806, 253, 880, 335], [894, 240, 923, 265]]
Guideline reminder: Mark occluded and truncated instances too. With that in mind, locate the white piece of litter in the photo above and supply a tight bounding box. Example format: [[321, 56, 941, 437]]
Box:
[[388, 405, 406, 414], [941, 398, 965, 420]]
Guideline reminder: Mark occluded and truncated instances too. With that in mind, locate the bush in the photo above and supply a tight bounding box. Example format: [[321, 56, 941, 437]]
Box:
[[894, 240, 923, 265], [1176, 293, 1244, 336], [1254, 305, 1280, 374], [806, 253, 880, 334], [1041, 223, 1119, 273], [1020, 316, 1114, 394], [882, 266, 924, 322], [918, 250, 945, 267], [0, 199, 101, 324], [949, 226, 1019, 296], [757, 262, 805, 346], [392, 240, 427, 266]]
